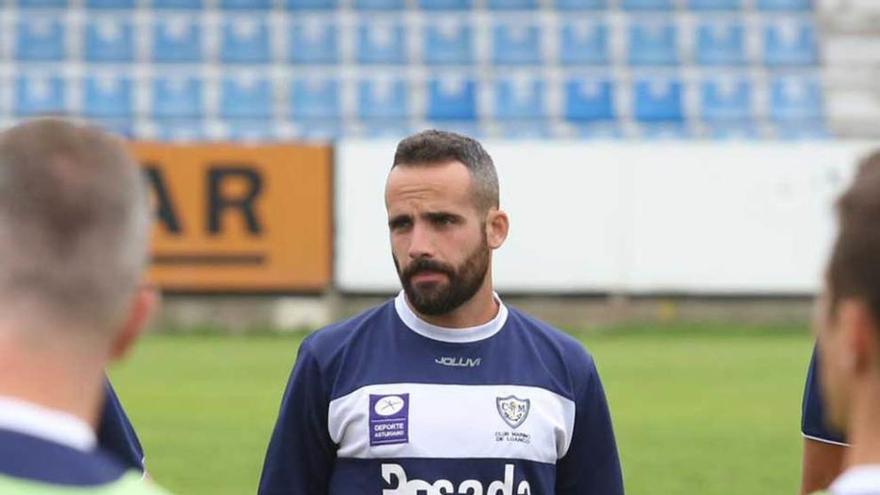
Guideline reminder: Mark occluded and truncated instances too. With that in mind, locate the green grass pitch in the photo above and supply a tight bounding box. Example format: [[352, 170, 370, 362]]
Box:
[[109, 325, 815, 494]]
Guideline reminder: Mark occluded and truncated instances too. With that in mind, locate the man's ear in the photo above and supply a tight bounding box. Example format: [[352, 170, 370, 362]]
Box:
[[485, 208, 509, 250], [108, 285, 159, 362], [839, 299, 879, 375]]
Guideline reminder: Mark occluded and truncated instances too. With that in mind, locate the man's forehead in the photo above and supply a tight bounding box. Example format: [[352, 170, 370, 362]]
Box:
[[385, 162, 473, 206]]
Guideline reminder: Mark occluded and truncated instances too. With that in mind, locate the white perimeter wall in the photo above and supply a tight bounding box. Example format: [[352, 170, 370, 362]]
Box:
[[336, 140, 878, 295]]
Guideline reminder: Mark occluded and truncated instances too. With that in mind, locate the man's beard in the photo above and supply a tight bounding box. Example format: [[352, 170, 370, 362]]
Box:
[[394, 236, 490, 316]]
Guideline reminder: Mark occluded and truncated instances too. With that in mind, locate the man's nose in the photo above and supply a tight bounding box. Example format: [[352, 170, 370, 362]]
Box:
[[408, 223, 435, 260]]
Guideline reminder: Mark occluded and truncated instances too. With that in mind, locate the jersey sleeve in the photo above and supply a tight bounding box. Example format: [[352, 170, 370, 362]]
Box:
[[258, 338, 337, 495], [98, 380, 145, 472], [802, 346, 847, 445], [555, 354, 624, 495]]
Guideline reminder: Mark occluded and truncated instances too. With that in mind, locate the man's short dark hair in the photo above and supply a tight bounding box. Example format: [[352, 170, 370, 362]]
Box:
[[392, 130, 499, 212], [828, 150, 880, 322]]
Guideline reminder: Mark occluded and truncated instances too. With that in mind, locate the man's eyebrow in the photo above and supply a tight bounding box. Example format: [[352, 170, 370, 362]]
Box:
[[388, 214, 411, 226], [424, 211, 463, 221]]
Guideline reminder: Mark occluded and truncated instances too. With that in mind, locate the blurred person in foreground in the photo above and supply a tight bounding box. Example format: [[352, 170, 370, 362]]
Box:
[[811, 151, 880, 494], [0, 118, 169, 494], [259, 130, 623, 495]]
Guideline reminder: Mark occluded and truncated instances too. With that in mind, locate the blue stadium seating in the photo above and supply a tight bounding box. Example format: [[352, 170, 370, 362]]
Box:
[[151, 120, 207, 142], [356, 20, 407, 65], [627, 19, 679, 66], [571, 123, 624, 139], [220, 17, 271, 64], [427, 77, 477, 121], [85, 18, 135, 63], [220, 75, 274, 119], [151, 77, 204, 119], [417, 0, 473, 9], [152, 17, 203, 63], [293, 121, 342, 140], [424, 19, 474, 65], [488, 0, 538, 9], [763, 19, 818, 66], [83, 75, 134, 118], [492, 22, 542, 65], [700, 77, 753, 121], [15, 75, 66, 116], [86, 0, 134, 7], [289, 20, 339, 64], [564, 77, 615, 121], [16, 18, 66, 61], [284, 0, 339, 9], [560, 19, 610, 65], [633, 77, 684, 122], [622, 0, 673, 9], [555, 0, 607, 9], [223, 120, 277, 140], [493, 77, 546, 120], [757, 0, 812, 10], [354, 0, 404, 9], [290, 77, 341, 120], [695, 20, 747, 65], [768, 75, 823, 122], [17, 0, 67, 7], [705, 122, 761, 139], [153, 0, 203, 7], [220, 0, 271, 8], [688, 0, 742, 9], [358, 78, 408, 120]]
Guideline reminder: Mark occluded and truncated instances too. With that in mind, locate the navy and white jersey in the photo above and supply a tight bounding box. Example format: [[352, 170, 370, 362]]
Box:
[[100, 380, 146, 471], [259, 292, 624, 495], [802, 346, 847, 446]]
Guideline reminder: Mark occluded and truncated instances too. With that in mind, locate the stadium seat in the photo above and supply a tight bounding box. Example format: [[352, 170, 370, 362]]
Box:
[[426, 76, 477, 121], [289, 77, 341, 120], [16, 18, 66, 61], [288, 19, 339, 64], [356, 20, 407, 65], [152, 17, 203, 63], [571, 122, 624, 139], [756, 0, 812, 11], [687, 0, 742, 9], [220, 0, 271, 8], [695, 20, 747, 65], [560, 19, 610, 65], [768, 75, 823, 122], [284, 0, 339, 10], [85, 17, 135, 63], [563, 77, 615, 121], [491, 21, 542, 65], [424, 18, 474, 65], [14, 75, 66, 116], [554, 0, 607, 10], [220, 74, 274, 119], [220, 17, 271, 64], [417, 0, 473, 10], [85, 0, 134, 8], [700, 76, 753, 121], [83, 75, 134, 118], [151, 76, 204, 119], [627, 19, 679, 66], [357, 78, 408, 120], [622, 0, 673, 9], [488, 0, 538, 9], [633, 77, 684, 122], [762, 19, 818, 66], [354, 0, 404, 9], [153, 0, 203, 7], [493, 76, 546, 120], [17, 0, 67, 7]]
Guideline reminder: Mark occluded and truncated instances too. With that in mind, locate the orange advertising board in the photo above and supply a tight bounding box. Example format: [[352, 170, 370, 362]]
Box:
[[131, 143, 332, 292]]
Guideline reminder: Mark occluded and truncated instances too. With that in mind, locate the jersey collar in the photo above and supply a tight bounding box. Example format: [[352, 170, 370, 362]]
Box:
[[0, 396, 96, 452], [394, 290, 509, 344], [830, 465, 880, 494]]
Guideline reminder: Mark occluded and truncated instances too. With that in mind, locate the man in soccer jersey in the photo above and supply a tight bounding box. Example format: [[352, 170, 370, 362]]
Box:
[[809, 151, 880, 494], [0, 118, 170, 494], [259, 130, 624, 494]]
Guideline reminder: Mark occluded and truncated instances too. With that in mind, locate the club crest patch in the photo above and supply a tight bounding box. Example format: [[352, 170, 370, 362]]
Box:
[[496, 396, 530, 429], [369, 394, 410, 446]]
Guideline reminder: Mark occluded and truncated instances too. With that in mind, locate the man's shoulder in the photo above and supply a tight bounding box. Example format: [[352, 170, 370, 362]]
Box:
[[506, 305, 595, 365], [300, 299, 396, 358], [0, 471, 172, 495]]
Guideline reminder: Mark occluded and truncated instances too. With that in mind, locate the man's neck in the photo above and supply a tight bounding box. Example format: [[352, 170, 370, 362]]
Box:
[[0, 335, 105, 429], [845, 378, 880, 467], [412, 278, 499, 329]]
